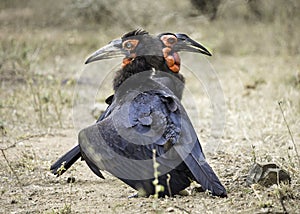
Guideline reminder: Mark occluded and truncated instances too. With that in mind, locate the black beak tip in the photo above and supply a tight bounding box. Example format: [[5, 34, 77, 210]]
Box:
[[84, 57, 93, 64], [199, 47, 212, 56]]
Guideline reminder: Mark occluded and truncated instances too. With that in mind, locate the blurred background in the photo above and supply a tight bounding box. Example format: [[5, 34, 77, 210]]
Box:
[[1, 0, 300, 213], [1, 0, 299, 55], [1, 0, 299, 130]]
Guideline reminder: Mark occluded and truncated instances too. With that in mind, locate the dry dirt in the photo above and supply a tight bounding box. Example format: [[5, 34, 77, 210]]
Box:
[[1, 1, 300, 213]]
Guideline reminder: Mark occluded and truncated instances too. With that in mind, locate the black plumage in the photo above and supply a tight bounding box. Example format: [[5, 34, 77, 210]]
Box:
[[50, 29, 226, 197]]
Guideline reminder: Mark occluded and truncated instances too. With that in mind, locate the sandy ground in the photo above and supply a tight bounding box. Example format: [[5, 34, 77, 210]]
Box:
[[2, 55, 300, 213], [1, 1, 300, 213]]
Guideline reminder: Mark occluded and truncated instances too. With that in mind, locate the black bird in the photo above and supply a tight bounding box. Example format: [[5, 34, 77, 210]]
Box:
[[51, 29, 226, 197], [50, 31, 205, 177]]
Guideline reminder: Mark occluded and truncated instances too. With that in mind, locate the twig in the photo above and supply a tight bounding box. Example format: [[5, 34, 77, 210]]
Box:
[[277, 188, 288, 214], [166, 173, 172, 196], [0, 143, 16, 151], [251, 184, 262, 202], [251, 145, 257, 164], [16, 131, 53, 143], [0, 149, 26, 193], [152, 149, 162, 199], [278, 101, 300, 167], [174, 205, 191, 214]]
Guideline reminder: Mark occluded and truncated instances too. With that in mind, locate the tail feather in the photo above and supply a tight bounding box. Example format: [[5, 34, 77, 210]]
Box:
[[184, 139, 227, 197], [50, 145, 105, 179], [50, 145, 81, 176], [186, 154, 227, 197]]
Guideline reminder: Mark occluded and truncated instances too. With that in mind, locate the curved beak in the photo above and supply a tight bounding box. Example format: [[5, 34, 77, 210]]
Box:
[[85, 39, 124, 64], [175, 33, 212, 56]]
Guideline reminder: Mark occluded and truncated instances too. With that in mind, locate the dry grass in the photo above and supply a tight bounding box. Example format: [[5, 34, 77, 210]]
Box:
[[1, 0, 300, 213]]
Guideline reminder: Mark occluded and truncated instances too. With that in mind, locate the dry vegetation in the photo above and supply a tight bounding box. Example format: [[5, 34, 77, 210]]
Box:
[[1, 0, 300, 213]]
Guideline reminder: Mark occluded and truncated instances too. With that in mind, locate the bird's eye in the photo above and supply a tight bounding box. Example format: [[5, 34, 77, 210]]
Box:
[[123, 39, 139, 50], [160, 35, 177, 47], [167, 37, 176, 44], [125, 42, 132, 49]]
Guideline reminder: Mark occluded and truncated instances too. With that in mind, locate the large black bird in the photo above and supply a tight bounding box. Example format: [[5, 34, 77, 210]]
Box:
[[51, 29, 227, 197]]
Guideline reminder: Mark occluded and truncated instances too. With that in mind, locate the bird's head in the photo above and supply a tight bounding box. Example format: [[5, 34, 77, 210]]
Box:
[[85, 29, 162, 69], [158, 32, 211, 73]]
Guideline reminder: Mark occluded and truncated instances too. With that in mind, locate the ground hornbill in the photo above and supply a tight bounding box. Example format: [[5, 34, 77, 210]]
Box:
[[50, 29, 227, 197]]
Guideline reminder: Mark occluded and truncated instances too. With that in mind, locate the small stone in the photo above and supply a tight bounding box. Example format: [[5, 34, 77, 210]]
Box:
[[166, 207, 175, 212], [246, 163, 291, 187]]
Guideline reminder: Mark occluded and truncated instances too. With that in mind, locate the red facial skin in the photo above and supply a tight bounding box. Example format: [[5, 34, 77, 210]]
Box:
[[121, 39, 139, 68], [160, 35, 181, 73], [162, 47, 180, 73], [122, 57, 134, 68]]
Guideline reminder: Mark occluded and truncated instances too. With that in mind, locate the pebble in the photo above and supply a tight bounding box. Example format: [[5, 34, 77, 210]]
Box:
[[166, 207, 175, 212], [246, 163, 291, 187]]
